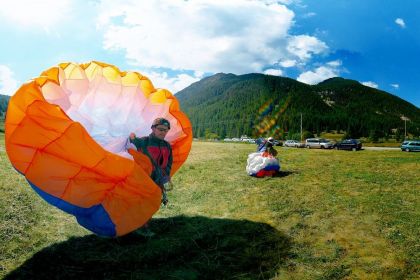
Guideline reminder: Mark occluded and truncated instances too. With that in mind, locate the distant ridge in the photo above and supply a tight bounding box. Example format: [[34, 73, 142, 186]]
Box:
[[176, 73, 420, 139], [317, 77, 361, 87], [0, 94, 10, 116]]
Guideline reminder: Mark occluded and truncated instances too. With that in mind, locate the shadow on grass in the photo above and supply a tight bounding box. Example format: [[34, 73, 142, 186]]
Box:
[[6, 215, 290, 280], [275, 170, 298, 177]]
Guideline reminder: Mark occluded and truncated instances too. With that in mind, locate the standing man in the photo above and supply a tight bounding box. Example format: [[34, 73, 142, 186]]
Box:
[[129, 118, 173, 205], [128, 118, 173, 237]]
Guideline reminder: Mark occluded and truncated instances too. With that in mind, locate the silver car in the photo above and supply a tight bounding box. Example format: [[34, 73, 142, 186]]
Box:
[[284, 140, 305, 148], [305, 138, 335, 149]]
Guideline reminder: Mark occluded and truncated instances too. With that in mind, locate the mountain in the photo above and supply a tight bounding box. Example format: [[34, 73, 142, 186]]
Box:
[[0, 94, 10, 117], [176, 73, 420, 139]]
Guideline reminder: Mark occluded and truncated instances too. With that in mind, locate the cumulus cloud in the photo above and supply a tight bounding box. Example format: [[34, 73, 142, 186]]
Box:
[[264, 69, 283, 76], [362, 81, 379, 88], [0, 65, 19, 96], [395, 18, 406, 28], [97, 0, 328, 75], [297, 66, 338, 84], [141, 70, 203, 93], [390, 83, 399, 89], [279, 59, 297, 67], [286, 35, 328, 61], [297, 60, 341, 85], [0, 0, 72, 31], [327, 60, 342, 67], [261, 0, 299, 5]]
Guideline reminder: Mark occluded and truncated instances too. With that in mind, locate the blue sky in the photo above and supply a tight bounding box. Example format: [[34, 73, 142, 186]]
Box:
[[0, 0, 419, 107]]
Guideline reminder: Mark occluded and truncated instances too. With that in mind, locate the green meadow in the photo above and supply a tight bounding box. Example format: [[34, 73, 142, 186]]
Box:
[[0, 131, 419, 279]]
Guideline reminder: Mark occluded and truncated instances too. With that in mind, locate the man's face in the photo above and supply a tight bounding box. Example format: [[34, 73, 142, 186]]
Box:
[[152, 125, 169, 140]]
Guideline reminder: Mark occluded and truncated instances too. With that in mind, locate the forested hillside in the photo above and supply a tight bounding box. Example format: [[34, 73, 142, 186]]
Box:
[[0, 94, 10, 117], [176, 74, 420, 139]]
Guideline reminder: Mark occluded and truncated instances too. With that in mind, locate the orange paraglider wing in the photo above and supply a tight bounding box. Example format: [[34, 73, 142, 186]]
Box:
[[5, 61, 192, 237]]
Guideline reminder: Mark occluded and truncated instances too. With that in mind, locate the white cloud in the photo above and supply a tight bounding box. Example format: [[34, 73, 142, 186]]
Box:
[[327, 60, 341, 67], [362, 81, 379, 88], [297, 62, 340, 85], [279, 59, 296, 67], [261, 0, 299, 5], [302, 12, 316, 18], [286, 35, 328, 61], [264, 69, 283, 76], [141, 71, 203, 93], [0, 0, 72, 32], [390, 83, 399, 89], [395, 18, 406, 28], [0, 65, 19, 96], [97, 0, 328, 75]]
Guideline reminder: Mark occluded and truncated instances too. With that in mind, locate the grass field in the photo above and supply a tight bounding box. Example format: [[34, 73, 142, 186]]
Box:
[[0, 133, 419, 279]]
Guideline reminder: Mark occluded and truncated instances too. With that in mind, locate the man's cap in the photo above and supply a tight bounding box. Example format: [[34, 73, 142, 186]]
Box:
[[268, 137, 274, 142], [152, 118, 171, 129]]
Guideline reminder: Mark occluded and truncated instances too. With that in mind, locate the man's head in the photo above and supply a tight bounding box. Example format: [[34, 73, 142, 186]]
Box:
[[151, 118, 170, 140], [267, 137, 274, 142]]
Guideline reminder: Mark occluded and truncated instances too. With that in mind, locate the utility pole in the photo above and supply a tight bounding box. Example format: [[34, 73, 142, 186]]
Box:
[[401, 116, 409, 139], [300, 113, 303, 142]]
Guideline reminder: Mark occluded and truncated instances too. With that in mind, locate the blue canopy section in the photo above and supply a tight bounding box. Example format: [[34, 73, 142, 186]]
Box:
[[27, 179, 116, 237]]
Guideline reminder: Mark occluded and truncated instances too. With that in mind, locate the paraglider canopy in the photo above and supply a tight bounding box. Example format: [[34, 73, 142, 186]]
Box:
[[5, 61, 193, 237]]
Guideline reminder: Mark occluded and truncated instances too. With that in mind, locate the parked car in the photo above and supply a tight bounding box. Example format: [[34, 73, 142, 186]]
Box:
[[401, 140, 420, 152], [284, 140, 305, 148], [272, 140, 282, 146], [335, 139, 362, 151], [305, 138, 335, 149]]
